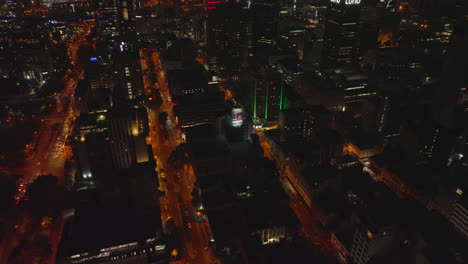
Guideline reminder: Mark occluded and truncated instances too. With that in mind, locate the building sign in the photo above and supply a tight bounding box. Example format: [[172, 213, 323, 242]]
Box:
[[331, 0, 361, 5], [232, 106, 243, 127]]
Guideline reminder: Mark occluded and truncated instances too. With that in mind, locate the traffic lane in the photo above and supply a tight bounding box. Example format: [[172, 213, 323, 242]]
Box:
[[149, 112, 184, 230], [3, 24, 88, 264], [147, 48, 217, 264], [260, 134, 339, 263]]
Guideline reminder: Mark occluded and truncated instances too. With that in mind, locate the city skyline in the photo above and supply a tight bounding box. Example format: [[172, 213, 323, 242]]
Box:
[[0, 1, 467, 264]]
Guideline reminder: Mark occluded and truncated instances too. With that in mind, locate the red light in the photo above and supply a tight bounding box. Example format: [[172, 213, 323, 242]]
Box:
[[207, 7, 216, 9], [207, 1, 222, 3], [171, 103, 178, 106]]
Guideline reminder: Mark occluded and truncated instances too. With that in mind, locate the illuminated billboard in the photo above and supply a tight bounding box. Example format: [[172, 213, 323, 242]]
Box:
[[232, 106, 243, 127]]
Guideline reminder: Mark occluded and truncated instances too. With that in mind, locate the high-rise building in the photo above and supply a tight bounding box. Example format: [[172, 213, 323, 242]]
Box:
[[45, 0, 94, 19], [72, 112, 112, 186], [279, 105, 331, 140], [112, 52, 145, 103], [0, 17, 52, 86], [165, 59, 209, 98], [206, 1, 251, 72], [399, 121, 456, 166], [336, 72, 376, 106], [359, 3, 384, 51], [324, 0, 361, 66], [96, 0, 137, 54], [302, 26, 325, 66], [337, 182, 400, 264], [75, 131, 114, 186], [407, 0, 459, 17], [251, 0, 280, 57], [295, 2, 327, 65], [432, 20, 468, 129], [107, 106, 150, 169], [252, 68, 285, 122], [72, 106, 151, 186], [450, 195, 468, 239], [174, 91, 225, 129]]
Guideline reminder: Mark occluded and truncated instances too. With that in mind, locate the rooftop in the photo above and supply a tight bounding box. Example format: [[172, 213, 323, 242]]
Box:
[[63, 205, 163, 255]]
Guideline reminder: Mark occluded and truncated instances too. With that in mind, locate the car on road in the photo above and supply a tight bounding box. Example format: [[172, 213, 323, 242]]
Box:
[[15, 181, 29, 204]]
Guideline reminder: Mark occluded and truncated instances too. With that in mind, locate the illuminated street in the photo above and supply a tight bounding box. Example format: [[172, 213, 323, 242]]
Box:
[[258, 131, 339, 264], [0, 24, 91, 264], [1, 1, 467, 264], [141, 48, 219, 264]]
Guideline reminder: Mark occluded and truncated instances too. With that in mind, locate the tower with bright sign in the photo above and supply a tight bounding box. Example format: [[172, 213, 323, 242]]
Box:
[[324, 0, 361, 66]]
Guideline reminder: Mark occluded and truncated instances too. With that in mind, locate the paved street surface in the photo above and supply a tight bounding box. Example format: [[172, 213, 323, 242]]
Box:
[[141, 48, 220, 264], [258, 131, 340, 264], [0, 25, 91, 264]]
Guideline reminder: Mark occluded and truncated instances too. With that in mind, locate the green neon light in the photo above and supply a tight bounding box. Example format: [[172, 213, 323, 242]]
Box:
[[253, 80, 257, 118], [283, 96, 289, 110], [279, 77, 284, 110]]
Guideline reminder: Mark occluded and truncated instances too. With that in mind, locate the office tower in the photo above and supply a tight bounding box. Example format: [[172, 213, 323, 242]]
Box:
[[0, 17, 52, 87], [75, 131, 114, 186], [96, 0, 122, 50], [252, 68, 285, 122], [398, 121, 456, 167], [407, 0, 458, 17], [432, 20, 468, 129], [44, 0, 94, 19], [166, 60, 209, 98], [359, 2, 385, 51], [86, 57, 113, 86], [73, 112, 112, 186], [112, 52, 145, 103], [174, 91, 225, 129], [96, 0, 137, 54], [347, 183, 400, 264], [302, 26, 325, 66], [279, 1, 327, 64], [324, 0, 361, 66], [336, 72, 375, 105], [277, 59, 303, 92], [107, 106, 150, 169], [279, 105, 331, 140], [58, 209, 168, 264], [74, 75, 112, 116], [251, 0, 280, 57], [73, 106, 150, 186], [206, 1, 250, 72]]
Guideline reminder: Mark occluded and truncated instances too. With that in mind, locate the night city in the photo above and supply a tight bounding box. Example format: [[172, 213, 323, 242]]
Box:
[[0, 0, 467, 263]]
